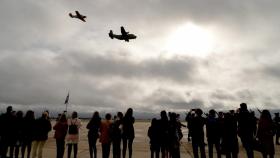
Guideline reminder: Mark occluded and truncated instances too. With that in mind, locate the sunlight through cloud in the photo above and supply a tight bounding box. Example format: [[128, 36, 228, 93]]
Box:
[[165, 22, 216, 58]]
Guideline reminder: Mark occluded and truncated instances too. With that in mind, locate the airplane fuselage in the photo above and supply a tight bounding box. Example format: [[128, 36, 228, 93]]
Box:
[[114, 34, 136, 41], [109, 33, 137, 42], [109, 27, 137, 42], [69, 11, 86, 22]]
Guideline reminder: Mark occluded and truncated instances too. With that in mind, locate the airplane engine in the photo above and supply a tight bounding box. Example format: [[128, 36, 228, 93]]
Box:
[[69, 13, 74, 18]]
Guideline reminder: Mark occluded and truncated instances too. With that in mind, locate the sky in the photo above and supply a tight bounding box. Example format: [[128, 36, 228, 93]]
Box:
[[1, 0, 280, 115]]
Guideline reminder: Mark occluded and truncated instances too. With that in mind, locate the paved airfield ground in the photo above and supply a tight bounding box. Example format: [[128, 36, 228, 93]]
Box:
[[38, 120, 280, 158]]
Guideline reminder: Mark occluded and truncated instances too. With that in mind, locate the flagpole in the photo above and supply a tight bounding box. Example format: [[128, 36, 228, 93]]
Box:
[[65, 102, 68, 112], [64, 91, 70, 113]]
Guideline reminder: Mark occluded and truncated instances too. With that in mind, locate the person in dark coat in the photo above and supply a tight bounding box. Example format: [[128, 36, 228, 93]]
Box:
[[250, 111, 258, 137], [148, 118, 160, 158], [31, 111, 52, 158], [206, 109, 221, 158], [185, 109, 195, 142], [221, 112, 239, 158], [273, 112, 280, 145], [190, 108, 206, 158], [0, 106, 16, 158], [14, 111, 24, 158], [237, 103, 256, 158], [53, 113, 68, 158], [159, 110, 169, 158], [21, 110, 36, 158], [122, 108, 135, 158], [111, 112, 123, 158], [257, 110, 275, 158], [168, 113, 183, 158], [87, 111, 101, 158]]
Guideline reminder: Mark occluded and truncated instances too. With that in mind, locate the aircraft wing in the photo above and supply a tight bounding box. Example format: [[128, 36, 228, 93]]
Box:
[[75, 11, 80, 16], [121, 26, 128, 36], [80, 18, 86, 22]]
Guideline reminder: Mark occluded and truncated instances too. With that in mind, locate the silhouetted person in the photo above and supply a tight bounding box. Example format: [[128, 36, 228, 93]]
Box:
[[237, 103, 255, 158], [122, 108, 135, 158], [53, 114, 68, 158], [168, 113, 183, 158], [21, 110, 36, 158], [217, 111, 225, 145], [9, 110, 17, 158], [66, 111, 82, 158], [148, 118, 160, 158], [257, 110, 275, 158], [221, 112, 239, 158], [14, 111, 24, 158], [32, 111, 52, 158], [159, 110, 169, 158], [0, 106, 16, 158], [111, 112, 123, 158], [250, 111, 258, 137], [273, 112, 280, 145], [206, 109, 221, 158], [185, 110, 195, 142], [87, 111, 101, 158], [100, 113, 112, 158], [190, 108, 206, 158]]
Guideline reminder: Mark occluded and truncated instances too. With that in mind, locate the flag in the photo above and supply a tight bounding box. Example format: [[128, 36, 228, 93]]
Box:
[[64, 93, 69, 104]]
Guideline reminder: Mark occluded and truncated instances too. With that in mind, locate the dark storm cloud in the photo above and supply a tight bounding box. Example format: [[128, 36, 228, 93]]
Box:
[[145, 88, 204, 109], [57, 52, 198, 83], [157, 99, 204, 109], [0, 50, 199, 106]]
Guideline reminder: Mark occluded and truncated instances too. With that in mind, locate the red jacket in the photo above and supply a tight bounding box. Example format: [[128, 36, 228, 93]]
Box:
[[53, 121, 68, 140]]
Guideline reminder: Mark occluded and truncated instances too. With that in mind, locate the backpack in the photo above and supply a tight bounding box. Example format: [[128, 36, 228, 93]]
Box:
[[68, 120, 78, 134]]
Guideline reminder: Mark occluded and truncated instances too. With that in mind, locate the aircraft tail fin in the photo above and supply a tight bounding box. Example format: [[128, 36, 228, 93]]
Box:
[[69, 13, 74, 18], [109, 30, 114, 39]]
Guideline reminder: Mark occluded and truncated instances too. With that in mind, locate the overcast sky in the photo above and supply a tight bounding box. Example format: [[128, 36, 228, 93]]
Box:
[[1, 0, 280, 114]]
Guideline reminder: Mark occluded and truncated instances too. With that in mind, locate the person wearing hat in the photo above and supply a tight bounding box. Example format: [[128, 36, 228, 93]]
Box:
[[273, 112, 280, 145]]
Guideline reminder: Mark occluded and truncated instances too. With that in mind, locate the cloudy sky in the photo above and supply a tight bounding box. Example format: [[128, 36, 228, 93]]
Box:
[[1, 0, 280, 114]]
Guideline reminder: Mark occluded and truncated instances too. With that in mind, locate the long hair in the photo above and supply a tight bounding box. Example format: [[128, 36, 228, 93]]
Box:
[[25, 110, 35, 120], [89, 111, 101, 123], [260, 109, 272, 122], [125, 108, 133, 118]]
